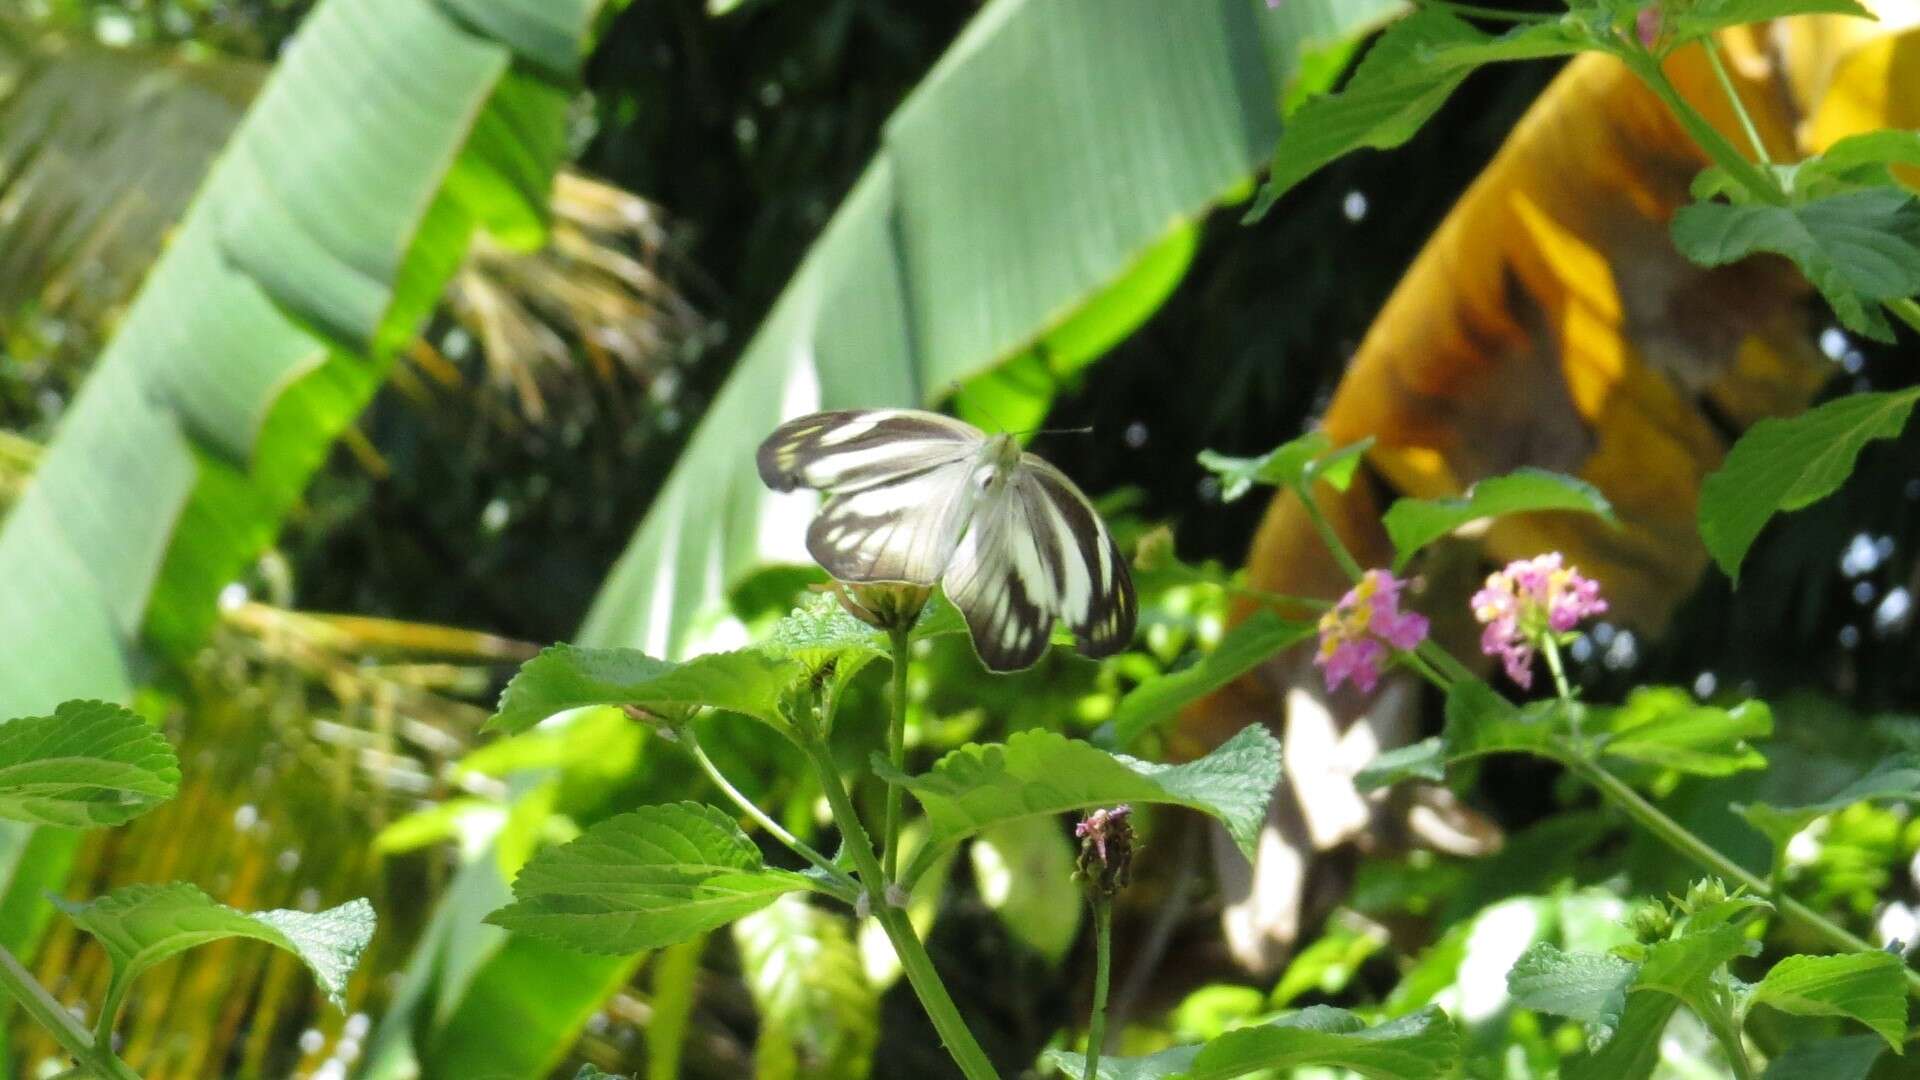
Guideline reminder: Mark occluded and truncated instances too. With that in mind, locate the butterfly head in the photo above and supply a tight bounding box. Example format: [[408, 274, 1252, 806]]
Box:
[[983, 432, 1022, 476]]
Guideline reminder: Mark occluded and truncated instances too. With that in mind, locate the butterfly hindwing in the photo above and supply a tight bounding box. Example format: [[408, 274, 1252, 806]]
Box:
[[1020, 459, 1137, 658], [757, 409, 980, 494], [940, 482, 1057, 672]]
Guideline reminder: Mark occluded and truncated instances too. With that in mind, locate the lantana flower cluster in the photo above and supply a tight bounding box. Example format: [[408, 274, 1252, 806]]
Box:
[[1471, 553, 1607, 689], [1314, 570, 1429, 694]]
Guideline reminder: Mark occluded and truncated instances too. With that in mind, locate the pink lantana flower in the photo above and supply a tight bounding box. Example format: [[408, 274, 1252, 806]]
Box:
[[1471, 553, 1608, 689], [1315, 570, 1430, 694]]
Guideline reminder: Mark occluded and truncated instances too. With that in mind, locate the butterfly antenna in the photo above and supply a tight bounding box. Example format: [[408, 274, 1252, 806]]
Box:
[[1016, 425, 1095, 438]]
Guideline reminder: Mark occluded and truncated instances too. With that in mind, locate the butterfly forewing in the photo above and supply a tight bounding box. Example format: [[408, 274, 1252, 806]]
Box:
[[757, 409, 980, 494], [807, 458, 978, 584]]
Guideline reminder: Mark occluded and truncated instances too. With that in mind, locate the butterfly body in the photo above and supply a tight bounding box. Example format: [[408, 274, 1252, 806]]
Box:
[[757, 409, 1136, 671]]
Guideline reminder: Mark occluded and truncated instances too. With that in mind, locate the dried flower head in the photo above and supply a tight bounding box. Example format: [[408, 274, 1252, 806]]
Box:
[[1074, 805, 1135, 897], [1314, 569, 1430, 694], [1471, 553, 1607, 689]]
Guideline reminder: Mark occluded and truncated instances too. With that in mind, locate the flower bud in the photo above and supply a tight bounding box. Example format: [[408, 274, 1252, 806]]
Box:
[[1635, 5, 1662, 50], [831, 580, 932, 633]]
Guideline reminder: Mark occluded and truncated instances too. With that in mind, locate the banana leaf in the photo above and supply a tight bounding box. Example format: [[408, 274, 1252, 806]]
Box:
[[0, 0, 602, 1059]]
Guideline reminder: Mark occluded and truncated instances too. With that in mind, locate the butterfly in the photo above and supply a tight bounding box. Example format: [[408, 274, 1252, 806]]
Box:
[[756, 409, 1137, 672]]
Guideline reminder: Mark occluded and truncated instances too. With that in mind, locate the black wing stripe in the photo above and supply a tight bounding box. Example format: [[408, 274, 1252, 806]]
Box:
[[1026, 464, 1137, 657], [756, 410, 979, 493]]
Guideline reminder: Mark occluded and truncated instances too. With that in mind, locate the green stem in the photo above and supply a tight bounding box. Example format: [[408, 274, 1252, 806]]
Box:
[[1619, 48, 1785, 205], [883, 625, 912, 883], [1295, 484, 1365, 584], [1084, 896, 1113, 1080], [1417, 639, 1479, 687], [0, 943, 140, 1080], [800, 731, 997, 1080], [1570, 757, 1920, 999], [685, 728, 855, 897], [1541, 634, 1574, 703], [1701, 39, 1772, 168], [1887, 297, 1920, 336], [1704, 1002, 1756, 1080], [1399, 647, 1453, 693]]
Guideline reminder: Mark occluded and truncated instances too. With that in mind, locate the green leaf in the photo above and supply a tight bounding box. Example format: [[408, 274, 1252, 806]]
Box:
[[1354, 737, 1445, 793], [1669, 0, 1874, 39], [1759, 1035, 1885, 1080], [1197, 432, 1372, 503], [1441, 680, 1573, 763], [1562, 991, 1676, 1080], [1249, 12, 1587, 217], [1791, 130, 1920, 198], [886, 724, 1281, 888], [1383, 469, 1615, 571], [1749, 952, 1907, 1050], [487, 644, 804, 736], [580, 0, 1400, 661], [1697, 387, 1920, 580], [1736, 753, 1920, 846], [1271, 920, 1387, 1008], [1102, 610, 1315, 748], [1634, 925, 1758, 1001], [56, 883, 373, 1010], [1507, 941, 1637, 1044], [0, 700, 179, 829], [1598, 689, 1772, 777], [971, 816, 1082, 964], [1670, 190, 1920, 342], [573, 1068, 626, 1080], [733, 896, 877, 1078], [487, 802, 814, 954], [1039, 1004, 1458, 1079]]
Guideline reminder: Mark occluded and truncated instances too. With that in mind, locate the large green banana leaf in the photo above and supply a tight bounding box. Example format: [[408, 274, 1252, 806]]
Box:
[[577, 0, 1400, 660], [372, 2, 1403, 1077], [0, 0, 603, 1056]]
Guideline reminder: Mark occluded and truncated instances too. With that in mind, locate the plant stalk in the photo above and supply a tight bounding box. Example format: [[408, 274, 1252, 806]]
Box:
[[1083, 896, 1113, 1080], [800, 730, 997, 1080], [0, 943, 140, 1080], [1701, 39, 1772, 168], [883, 625, 912, 883], [1295, 483, 1366, 584], [684, 728, 856, 897]]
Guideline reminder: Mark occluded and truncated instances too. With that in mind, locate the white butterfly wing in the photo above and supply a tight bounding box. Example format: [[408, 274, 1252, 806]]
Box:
[[941, 460, 1137, 672], [757, 409, 986, 585], [807, 457, 980, 584], [756, 409, 982, 494]]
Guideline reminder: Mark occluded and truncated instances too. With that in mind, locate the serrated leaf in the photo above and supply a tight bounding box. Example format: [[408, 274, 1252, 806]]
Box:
[[1669, 0, 1873, 39], [1248, 11, 1585, 216], [734, 896, 877, 1078], [886, 725, 1281, 888], [1670, 190, 1920, 342], [1564, 925, 1757, 1080], [1759, 1034, 1885, 1080], [1697, 387, 1920, 580], [1383, 469, 1615, 571], [1598, 689, 1771, 776], [0, 700, 180, 828], [1354, 737, 1445, 793], [487, 644, 803, 736], [1507, 941, 1637, 1044], [1635, 925, 1758, 1001], [1736, 753, 1920, 846], [488, 802, 815, 954], [56, 883, 372, 1011], [1198, 432, 1370, 503], [1102, 611, 1314, 748], [1750, 952, 1907, 1050], [1038, 1004, 1457, 1080], [1793, 130, 1920, 198]]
